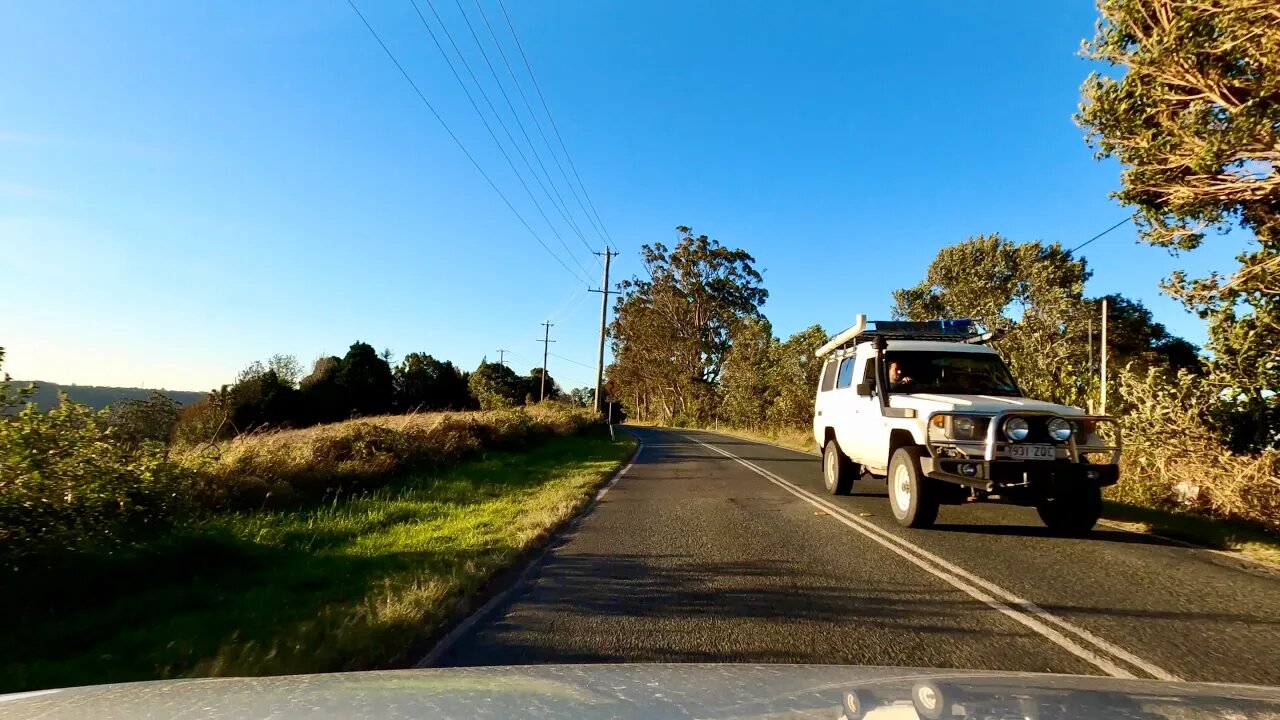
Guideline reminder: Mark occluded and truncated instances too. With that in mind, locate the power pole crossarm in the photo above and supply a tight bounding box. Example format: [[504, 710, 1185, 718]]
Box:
[[497, 349, 510, 367], [589, 247, 618, 413]]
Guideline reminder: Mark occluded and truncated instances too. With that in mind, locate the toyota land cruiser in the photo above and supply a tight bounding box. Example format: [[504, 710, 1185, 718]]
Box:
[[812, 316, 1120, 534]]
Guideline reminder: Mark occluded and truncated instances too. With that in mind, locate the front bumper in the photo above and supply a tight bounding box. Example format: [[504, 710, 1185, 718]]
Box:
[[921, 409, 1121, 497], [921, 455, 1120, 493]]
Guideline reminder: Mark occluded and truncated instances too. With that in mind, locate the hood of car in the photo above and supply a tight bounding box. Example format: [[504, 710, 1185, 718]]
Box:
[[2, 665, 1278, 720], [891, 394, 1087, 417]]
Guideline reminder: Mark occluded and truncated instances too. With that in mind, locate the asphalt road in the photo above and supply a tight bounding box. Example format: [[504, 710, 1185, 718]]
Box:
[[431, 427, 1280, 685]]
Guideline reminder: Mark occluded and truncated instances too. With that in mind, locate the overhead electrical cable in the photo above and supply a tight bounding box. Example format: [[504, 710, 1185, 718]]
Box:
[[345, 0, 591, 286]]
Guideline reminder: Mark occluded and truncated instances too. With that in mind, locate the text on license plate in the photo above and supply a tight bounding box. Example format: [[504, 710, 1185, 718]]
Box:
[[1008, 444, 1055, 461]]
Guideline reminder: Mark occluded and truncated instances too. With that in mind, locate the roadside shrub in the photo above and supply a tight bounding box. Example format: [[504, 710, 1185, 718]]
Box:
[[0, 396, 187, 562], [172, 395, 227, 445], [107, 391, 181, 448], [1111, 366, 1280, 530]]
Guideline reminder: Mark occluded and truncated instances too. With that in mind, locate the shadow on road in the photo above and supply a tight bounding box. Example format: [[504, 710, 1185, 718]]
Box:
[[927, 522, 1186, 549], [441, 550, 1280, 667]]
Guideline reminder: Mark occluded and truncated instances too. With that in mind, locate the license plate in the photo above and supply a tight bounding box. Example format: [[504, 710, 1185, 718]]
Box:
[[1007, 444, 1055, 461]]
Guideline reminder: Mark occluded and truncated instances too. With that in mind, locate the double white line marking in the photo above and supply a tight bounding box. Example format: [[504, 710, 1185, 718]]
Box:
[[682, 433, 1181, 681]]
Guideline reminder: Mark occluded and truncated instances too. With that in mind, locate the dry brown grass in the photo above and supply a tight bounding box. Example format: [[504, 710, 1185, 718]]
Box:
[[176, 404, 599, 509], [1111, 368, 1280, 532]]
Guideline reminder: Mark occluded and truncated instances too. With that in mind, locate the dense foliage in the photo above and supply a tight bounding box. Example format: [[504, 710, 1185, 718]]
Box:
[[715, 319, 830, 431], [892, 234, 1200, 408], [1078, 0, 1279, 448], [609, 226, 767, 423], [394, 353, 471, 412], [1, 350, 187, 563], [1, 336, 602, 567], [166, 345, 570, 444]]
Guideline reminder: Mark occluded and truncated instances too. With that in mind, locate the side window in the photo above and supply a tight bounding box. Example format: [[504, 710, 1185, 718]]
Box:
[[862, 359, 876, 390], [820, 359, 838, 392], [836, 357, 856, 389]]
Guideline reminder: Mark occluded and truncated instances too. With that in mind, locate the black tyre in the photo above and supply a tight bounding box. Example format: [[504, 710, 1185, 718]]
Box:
[[888, 446, 939, 528], [911, 681, 949, 720], [841, 689, 873, 720], [822, 439, 856, 495], [1036, 486, 1102, 536]]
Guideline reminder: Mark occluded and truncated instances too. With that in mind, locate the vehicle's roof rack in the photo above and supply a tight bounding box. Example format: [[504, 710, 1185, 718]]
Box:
[[816, 315, 991, 357]]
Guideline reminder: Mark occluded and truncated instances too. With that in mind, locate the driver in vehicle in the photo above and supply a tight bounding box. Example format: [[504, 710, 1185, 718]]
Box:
[[887, 360, 915, 390]]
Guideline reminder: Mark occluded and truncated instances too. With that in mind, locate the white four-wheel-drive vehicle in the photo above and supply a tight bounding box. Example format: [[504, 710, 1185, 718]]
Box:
[[812, 316, 1121, 534]]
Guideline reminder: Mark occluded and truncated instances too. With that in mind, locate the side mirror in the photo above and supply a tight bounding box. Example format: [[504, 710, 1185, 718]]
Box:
[[856, 380, 876, 397]]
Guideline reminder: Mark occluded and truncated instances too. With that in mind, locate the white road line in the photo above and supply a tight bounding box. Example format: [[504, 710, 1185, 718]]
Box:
[[682, 433, 1183, 681]]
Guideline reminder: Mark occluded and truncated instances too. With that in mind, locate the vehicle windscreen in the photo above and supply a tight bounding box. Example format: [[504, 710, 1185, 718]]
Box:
[[884, 351, 1021, 396]]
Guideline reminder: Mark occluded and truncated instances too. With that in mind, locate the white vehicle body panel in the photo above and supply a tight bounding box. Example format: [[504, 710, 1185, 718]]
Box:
[[812, 339, 1087, 474]]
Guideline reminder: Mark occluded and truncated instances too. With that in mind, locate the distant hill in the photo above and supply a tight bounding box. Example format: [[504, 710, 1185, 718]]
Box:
[[13, 381, 207, 411]]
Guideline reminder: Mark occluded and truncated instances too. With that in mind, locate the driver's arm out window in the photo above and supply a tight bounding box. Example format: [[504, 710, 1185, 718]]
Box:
[[836, 358, 856, 388]]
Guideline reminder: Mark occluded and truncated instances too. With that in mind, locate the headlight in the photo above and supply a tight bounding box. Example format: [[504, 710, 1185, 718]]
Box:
[[953, 416, 976, 437], [1046, 417, 1072, 442], [1003, 416, 1030, 441]]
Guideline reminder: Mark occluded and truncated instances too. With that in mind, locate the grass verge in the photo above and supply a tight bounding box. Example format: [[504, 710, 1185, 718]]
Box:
[[639, 423, 1280, 567], [1100, 501, 1280, 568], [1, 429, 636, 693]]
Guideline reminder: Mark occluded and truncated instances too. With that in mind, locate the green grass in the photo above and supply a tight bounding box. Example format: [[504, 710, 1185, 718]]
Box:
[[1101, 501, 1280, 567], [1, 430, 635, 693]]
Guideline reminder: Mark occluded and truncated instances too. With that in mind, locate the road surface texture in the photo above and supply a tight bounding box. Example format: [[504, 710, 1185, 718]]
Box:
[[432, 427, 1280, 684]]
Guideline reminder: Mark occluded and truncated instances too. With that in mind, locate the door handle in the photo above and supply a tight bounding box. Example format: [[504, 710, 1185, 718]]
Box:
[[817, 411, 822, 416]]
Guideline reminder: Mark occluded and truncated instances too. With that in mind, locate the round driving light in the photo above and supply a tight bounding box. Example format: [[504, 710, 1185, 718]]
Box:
[[1047, 417, 1073, 442], [953, 416, 976, 436], [960, 463, 978, 477], [1004, 416, 1030, 441]]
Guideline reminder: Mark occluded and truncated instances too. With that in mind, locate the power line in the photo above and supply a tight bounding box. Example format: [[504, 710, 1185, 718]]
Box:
[[549, 288, 590, 323], [1070, 217, 1131, 254], [452, 0, 598, 259], [496, 0, 617, 252], [344, 0, 589, 286], [548, 351, 594, 370], [471, 0, 606, 261], [407, 0, 596, 283]]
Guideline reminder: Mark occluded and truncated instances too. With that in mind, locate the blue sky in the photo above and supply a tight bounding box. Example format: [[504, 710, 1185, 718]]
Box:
[[0, 1, 1244, 391]]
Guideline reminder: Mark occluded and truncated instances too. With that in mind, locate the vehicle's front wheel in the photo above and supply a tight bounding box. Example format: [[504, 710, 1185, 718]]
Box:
[[822, 439, 856, 495], [888, 446, 939, 528], [1036, 486, 1102, 536]]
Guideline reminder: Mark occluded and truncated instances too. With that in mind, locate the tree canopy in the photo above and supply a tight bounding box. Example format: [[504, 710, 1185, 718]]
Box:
[[609, 226, 767, 423], [893, 234, 1199, 408], [394, 353, 471, 411], [1078, 0, 1278, 426]]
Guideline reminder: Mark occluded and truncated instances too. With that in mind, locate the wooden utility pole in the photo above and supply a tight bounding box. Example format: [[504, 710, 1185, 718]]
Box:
[[497, 349, 510, 367], [536, 321, 555, 401], [1088, 316, 1094, 371], [589, 247, 618, 413], [1100, 298, 1109, 414]]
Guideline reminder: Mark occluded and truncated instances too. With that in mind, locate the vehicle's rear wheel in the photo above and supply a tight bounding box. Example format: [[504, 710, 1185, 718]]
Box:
[[910, 681, 949, 720], [1036, 486, 1102, 536], [822, 439, 856, 495], [841, 690, 873, 720], [888, 446, 939, 528]]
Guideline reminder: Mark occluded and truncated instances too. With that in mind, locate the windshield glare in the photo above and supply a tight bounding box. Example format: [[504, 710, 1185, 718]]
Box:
[[885, 351, 1020, 396]]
